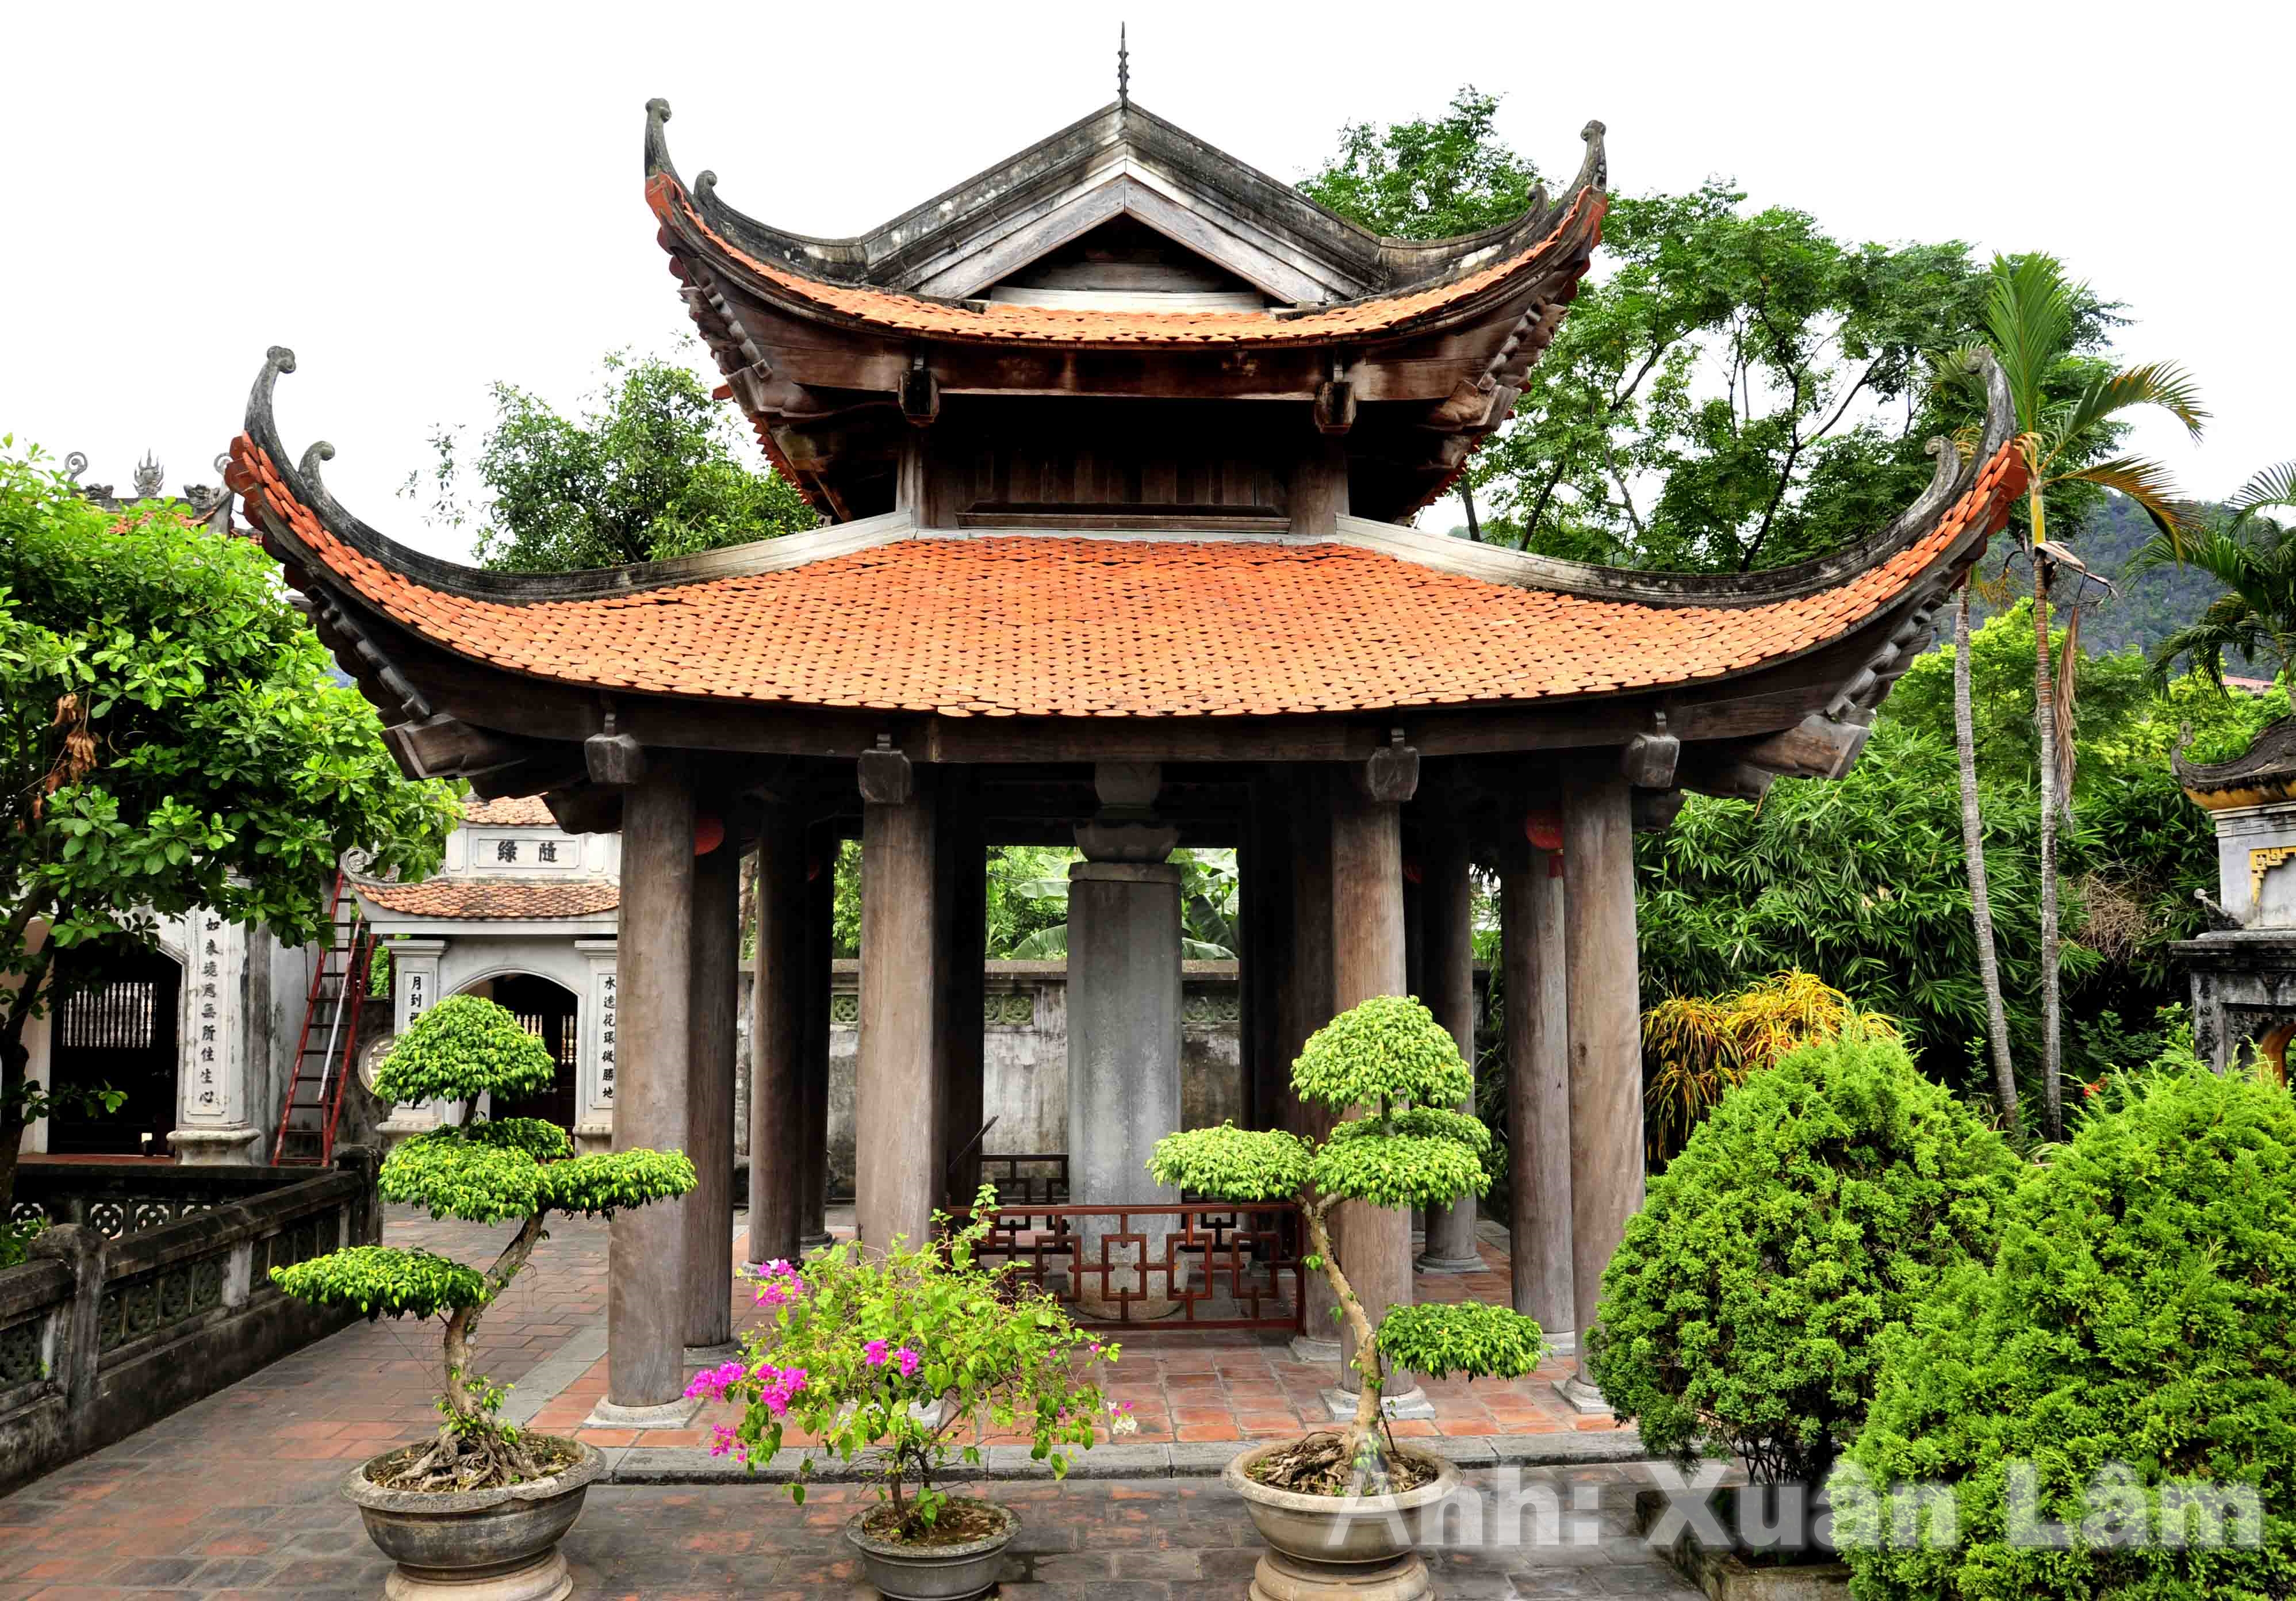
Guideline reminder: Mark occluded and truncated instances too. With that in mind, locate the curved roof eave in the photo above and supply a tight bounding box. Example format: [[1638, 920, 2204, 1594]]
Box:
[[643, 95, 1616, 328]]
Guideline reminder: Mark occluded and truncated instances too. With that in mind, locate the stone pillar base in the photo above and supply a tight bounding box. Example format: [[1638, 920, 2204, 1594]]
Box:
[[1288, 1333, 1343, 1365], [798, 1229, 834, 1253], [582, 1396, 704, 1430], [1412, 1250, 1483, 1274], [1553, 1372, 1612, 1415], [1321, 1385, 1434, 1422], [682, 1342, 740, 1366], [168, 1125, 262, 1165]]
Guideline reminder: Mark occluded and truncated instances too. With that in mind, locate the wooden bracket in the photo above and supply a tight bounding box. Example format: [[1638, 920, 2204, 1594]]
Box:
[[857, 737, 914, 806], [1313, 378, 1356, 435], [1743, 713, 1871, 780], [584, 706, 647, 787], [899, 354, 941, 427], [1621, 720, 1680, 790], [1360, 729, 1420, 805]]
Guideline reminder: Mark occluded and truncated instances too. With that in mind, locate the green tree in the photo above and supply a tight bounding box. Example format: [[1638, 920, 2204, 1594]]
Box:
[[1296, 86, 1542, 241], [0, 445, 460, 1216], [2137, 460, 2296, 686], [405, 348, 818, 571], [274, 994, 696, 1489], [1967, 254, 2205, 1137]]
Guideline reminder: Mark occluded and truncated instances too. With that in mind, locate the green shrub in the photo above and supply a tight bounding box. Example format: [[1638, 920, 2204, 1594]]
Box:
[[374, 994, 555, 1106], [1839, 1062, 2296, 1598], [1584, 1031, 2019, 1485]]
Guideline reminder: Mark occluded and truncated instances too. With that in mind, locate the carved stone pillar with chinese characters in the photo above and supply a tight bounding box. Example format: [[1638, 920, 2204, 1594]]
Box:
[[170, 910, 264, 1164], [574, 939, 618, 1155], [373, 937, 449, 1150]]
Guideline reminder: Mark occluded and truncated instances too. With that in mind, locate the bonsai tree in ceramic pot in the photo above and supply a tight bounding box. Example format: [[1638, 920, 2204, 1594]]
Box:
[[706, 1184, 1124, 1601], [273, 994, 697, 1598], [1149, 995, 1544, 1600]]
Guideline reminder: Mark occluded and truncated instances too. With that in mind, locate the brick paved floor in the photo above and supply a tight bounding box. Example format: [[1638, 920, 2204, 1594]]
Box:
[[0, 1207, 1693, 1599]]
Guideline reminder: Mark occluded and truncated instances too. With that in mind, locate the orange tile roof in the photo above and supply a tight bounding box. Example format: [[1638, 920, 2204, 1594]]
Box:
[[462, 795, 557, 826], [650, 173, 1604, 348], [231, 436, 2026, 718], [360, 879, 618, 920]]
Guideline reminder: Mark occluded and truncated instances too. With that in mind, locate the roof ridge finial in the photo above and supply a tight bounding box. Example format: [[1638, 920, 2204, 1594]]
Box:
[[1117, 22, 1129, 112]]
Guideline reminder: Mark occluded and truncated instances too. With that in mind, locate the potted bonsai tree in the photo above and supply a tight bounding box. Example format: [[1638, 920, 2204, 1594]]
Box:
[[706, 1183, 1125, 1601], [1148, 994, 1545, 1601], [1586, 1029, 2018, 1596], [273, 994, 697, 1601]]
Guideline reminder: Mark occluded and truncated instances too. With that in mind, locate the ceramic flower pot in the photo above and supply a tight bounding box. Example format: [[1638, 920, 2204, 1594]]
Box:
[[340, 1438, 604, 1601], [843, 1499, 1018, 1601], [1223, 1439, 1461, 1601]]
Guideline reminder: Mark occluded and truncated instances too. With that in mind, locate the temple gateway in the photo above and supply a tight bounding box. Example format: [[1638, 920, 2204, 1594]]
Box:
[[224, 93, 2026, 1423]]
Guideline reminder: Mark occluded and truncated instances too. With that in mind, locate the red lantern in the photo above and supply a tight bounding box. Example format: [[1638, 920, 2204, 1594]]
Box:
[[693, 813, 726, 856], [1523, 810, 1564, 854]]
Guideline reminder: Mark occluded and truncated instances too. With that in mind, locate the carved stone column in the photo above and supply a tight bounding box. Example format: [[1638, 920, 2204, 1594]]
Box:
[[684, 822, 743, 1354], [1327, 736, 1429, 1416], [1504, 838, 1574, 1351], [746, 804, 806, 1268], [1066, 763, 1185, 1317], [600, 760, 700, 1421], [857, 743, 939, 1253], [1416, 834, 1482, 1271], [1557, 761, 1643, 1412]]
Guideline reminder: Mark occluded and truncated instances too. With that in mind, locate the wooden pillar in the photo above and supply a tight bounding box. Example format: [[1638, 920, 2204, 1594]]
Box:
[[607, 760, 695, 1411], [1278, 767, 1340, 1358], [1417, 833, 1482, 1272], [1504, 840, 1575, 1346], [746, 804, 806, 1267], [857, 748, 939, 1253], [684, 817, 743, 1351], [937, 775, 986, 1206], [1244, 777, 1297, 1132], [1560, 762, 1643, 1408], [1328, 739, 1420, 1405], [798, 822, 835, 1247]]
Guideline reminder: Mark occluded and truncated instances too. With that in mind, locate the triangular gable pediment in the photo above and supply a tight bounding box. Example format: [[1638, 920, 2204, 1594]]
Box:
[[866, 105, 1384, 307]]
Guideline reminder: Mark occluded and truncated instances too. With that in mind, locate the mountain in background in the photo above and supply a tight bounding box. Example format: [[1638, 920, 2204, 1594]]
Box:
[[2053, 492, 2232, 663]]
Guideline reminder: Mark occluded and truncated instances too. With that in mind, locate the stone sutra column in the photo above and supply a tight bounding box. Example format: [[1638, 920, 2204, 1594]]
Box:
[[600, 760, 698, 1420], [1504, 834, 1575, 1352], [1066, 762, 1185, 1318], [857, 742, 940, 1254], [746, 804, 806, 1268], [684, 819, 743, 1354], [1416, 834, 1482, 1272], [1328, 734, 1428, 1416], [1558, 764, 1643, 1412]]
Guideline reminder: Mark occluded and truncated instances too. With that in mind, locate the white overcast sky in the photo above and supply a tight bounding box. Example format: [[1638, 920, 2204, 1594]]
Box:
[[3, 0, 2286, 563]]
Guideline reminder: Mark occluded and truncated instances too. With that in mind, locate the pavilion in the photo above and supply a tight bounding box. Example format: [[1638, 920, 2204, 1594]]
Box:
[[223, 91, 2026, 1424]]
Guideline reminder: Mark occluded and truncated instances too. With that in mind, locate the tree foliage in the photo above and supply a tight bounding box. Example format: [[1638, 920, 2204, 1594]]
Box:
[[1297, 86, 1543, 240], [1586, 1032, 2020, 1487], [1842, 1057, 2296, 1598], [374, 993, 558, 1106], [404, 348, 818, 572], [0, 443, 458, 1213]]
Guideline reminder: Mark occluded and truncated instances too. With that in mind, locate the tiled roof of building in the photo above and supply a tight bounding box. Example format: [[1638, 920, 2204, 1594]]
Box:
[[462, 795, 557, 826], [358, 879, 618, 920], [650, 171, 1605, 350], [228, 432, 2027, 717]]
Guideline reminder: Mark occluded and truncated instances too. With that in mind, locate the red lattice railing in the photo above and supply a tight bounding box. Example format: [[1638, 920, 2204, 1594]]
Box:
[[947, 1202, 1306, 1331]]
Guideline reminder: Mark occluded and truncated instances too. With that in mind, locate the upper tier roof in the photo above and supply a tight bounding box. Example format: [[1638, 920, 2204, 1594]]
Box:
[[226, 347, 2025, 737]]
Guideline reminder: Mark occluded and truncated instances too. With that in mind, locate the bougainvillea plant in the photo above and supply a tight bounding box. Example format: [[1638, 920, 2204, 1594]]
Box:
[[706, 1183, 1124, 1542], [1148, 995, 1544, 1495], [272, 994, 696, 1491]]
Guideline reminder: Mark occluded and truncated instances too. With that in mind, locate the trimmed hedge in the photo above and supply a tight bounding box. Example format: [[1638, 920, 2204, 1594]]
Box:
[[1841, 1062, 2296, 1599], [1584, 1031, 2019, 1485]]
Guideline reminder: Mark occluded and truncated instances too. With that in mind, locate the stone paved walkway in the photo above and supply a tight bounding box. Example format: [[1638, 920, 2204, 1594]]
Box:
[[0, 1207, 1695, 1599]]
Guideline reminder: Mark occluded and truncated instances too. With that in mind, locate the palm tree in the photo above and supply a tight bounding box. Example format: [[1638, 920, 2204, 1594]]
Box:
[[1952, 579, 2021, 1131], [2136, 461, 2296, 686], [1973, 254, 2205, 1139]]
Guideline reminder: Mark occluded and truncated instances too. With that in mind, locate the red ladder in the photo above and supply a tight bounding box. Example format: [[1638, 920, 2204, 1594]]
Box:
[[271, 871, 373, 1165]]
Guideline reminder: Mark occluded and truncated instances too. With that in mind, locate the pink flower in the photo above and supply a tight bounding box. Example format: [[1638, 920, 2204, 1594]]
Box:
[[864, 1339, 890, 1368], [754, 1362, 809, 1419], [684, 1359, 747, 1401], [894, 1347, 921, 1379], [751, 1260, 807, 1308], [708, 1423, 749, 1462]]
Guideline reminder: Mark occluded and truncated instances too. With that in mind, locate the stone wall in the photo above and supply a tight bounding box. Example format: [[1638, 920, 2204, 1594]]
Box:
[[0, 1152, 380, 1492], [823, 960, 1244, 1201]]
